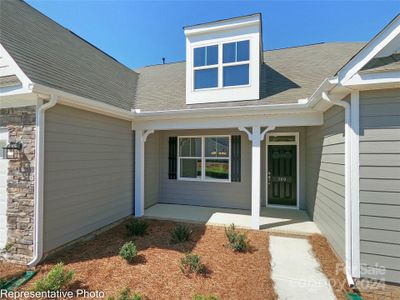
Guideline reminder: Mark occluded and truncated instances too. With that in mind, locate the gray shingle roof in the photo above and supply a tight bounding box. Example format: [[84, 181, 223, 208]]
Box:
[[0, 0, 138, 110], [360, 53, 400, 73], [134, 42, 365, 112]]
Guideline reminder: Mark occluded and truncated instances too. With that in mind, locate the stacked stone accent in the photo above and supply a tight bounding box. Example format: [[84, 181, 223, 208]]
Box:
[[0, 106, 36, 264]]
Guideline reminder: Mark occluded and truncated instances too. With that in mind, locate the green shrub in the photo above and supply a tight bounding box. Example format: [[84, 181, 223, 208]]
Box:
[[170, 224, 192, 244], [119, 241, 138, 263], [4, 242, 14, 252], [33, 263, 74, 292], [107, 288, 143, 300], [180, 253, 206, 275], [126, 219, 148, 236], [225, 223, 249, 252], [193, 295, 219, 300]]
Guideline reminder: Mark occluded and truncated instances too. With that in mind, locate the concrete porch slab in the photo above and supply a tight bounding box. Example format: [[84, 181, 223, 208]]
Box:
[[144, 203, 320, 235]]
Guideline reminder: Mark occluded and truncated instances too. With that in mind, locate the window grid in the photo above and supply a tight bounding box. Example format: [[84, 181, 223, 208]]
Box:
[[192, 39, 250, 91], [177, 135, 231, 182]]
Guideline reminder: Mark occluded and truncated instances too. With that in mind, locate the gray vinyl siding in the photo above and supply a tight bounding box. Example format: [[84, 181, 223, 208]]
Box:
[[43, 105, 133, 252], [305, 105, 346, 260], [359, 88, 400, 283], [144, 131, 160, 208]]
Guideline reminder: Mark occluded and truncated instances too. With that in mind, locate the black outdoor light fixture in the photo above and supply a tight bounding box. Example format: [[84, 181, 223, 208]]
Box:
[[2, 141, 22, 160]]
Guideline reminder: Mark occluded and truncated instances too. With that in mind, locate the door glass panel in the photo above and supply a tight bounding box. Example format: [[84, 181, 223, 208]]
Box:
[[269, 135, 295, 142]]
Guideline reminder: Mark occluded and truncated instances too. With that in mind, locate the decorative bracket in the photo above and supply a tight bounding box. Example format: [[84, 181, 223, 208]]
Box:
[[239, 126, 276, 142], [142, 129, 154, 142]]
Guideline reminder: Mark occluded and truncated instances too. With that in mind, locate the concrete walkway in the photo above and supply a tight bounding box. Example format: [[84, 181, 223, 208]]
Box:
[[270, 235, 336, 300], [144, 203, 320, 235]]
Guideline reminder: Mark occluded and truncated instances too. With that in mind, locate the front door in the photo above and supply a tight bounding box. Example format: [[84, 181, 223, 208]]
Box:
[[268, 144, 297, 206]]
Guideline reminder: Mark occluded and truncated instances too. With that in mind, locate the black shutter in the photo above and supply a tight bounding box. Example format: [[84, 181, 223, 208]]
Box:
[[168, 136, 177, 179], [231, 135, 241, 182]]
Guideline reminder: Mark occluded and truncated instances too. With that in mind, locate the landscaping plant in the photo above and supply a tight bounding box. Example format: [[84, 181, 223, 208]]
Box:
[[107, 288, 143, 300], [119, 241, 138, 263], [126, 219, 149, 236], [170, 224, 192, 244], [225, 223, 249, 252], [180, 253, 206, 275], [33, 262, 74, 292]]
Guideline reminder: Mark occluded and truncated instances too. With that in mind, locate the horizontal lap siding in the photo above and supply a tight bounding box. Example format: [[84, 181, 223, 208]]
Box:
[[43, 105, 133, 252], [159, 129, 251, 209], [359, 88, 400, 283], [306, 105, 346, 260]]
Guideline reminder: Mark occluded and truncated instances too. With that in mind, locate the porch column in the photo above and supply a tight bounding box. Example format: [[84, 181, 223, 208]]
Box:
[[251, 126, 261, 230], [134, 129, 154, 217]]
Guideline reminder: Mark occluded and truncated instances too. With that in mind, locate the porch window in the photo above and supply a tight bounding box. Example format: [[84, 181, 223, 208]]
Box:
[[178, 136, 230, 182]]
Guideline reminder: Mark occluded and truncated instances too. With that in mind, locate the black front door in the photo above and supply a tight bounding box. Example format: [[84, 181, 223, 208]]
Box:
[[268, 145, 297, 206]]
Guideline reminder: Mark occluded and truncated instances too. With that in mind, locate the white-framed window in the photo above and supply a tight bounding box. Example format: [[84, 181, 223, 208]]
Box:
[[178, 135, 231, 182], [192, 39, 250, 91]]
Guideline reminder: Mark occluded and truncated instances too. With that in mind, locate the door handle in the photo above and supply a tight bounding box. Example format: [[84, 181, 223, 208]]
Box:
[[268, 171, 271, 185]]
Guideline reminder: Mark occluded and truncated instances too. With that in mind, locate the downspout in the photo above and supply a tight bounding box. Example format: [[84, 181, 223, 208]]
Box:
[[322, 92, 354, 287], [28, 95, 58, 268]]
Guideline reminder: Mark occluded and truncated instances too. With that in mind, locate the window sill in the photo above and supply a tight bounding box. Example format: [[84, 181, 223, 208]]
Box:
[[177, 178, 231, 184]]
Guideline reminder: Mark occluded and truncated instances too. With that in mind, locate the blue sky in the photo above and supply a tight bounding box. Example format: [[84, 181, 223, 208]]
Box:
[[27, 1, 399, 69]]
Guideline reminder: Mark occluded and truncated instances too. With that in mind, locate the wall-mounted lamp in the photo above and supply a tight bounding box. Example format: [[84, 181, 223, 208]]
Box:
[[2, 142, 22, 160]]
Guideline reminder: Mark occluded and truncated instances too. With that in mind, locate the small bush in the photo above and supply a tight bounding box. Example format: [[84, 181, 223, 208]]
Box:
[[180, 253, 206, 275], [225, 223, 249, 252], [170, 224, 192, 244], [4, 242, 14, 252], [33, 263, 74, 292], [119, 241, 138, 263], [126, 219, 148, 236], [107, 288, 143, 300], [193, 295, 219, 300]]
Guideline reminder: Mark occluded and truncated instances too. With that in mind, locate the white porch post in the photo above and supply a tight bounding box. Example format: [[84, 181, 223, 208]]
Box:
[[134, 129, 145, 217], [251, 126, 261, 229], [134, 129, 154, 217]]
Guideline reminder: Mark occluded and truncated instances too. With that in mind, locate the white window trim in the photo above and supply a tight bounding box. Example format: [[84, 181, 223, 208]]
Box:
[[177, 135, 231, 183], [265, 132, 300, 209], [192, 39, 251, 92]]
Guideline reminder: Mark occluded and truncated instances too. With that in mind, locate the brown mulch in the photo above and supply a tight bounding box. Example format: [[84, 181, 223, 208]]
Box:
[[309, 234, 400, 300], [0, 261, 26, 282], [26, 219, 276, 300], [308, 234, 350, 300]]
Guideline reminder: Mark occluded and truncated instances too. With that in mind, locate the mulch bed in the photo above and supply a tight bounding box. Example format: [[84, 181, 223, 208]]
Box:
[[0, 261, 26, 282], [26, 219, 276, 300], [308, 234, 351, 300]]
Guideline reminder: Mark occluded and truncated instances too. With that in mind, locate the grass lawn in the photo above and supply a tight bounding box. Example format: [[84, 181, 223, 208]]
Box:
[[23, 219, 276, 300]]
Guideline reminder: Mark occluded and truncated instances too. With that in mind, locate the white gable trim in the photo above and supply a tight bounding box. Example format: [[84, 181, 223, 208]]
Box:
[[0, 43, 33, 96], [338, 15, 400, 84], [342, 70, 400, 89]]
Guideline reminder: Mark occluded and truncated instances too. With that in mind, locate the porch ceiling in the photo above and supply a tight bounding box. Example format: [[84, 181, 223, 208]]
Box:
[[144, 203, 320, 235]]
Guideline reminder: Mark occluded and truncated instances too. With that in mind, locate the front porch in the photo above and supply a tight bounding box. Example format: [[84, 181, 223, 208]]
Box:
[[144, 203, 320, 235]]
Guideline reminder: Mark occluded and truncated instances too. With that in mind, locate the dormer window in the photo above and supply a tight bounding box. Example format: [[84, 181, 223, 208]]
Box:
[[194, 45, 218, 89], [184, 13, 261, 104], [193, 40, 250, 90]]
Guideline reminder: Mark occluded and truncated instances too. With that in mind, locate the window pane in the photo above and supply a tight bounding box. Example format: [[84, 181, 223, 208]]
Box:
[[223, 42, 236, 63], [205, 159, 229, 180], [180, 158, 202, 179], [206, 45, 218, 65], [194, 68, 218, 89], [237, 40, 249, 61], [194, 47, 205, 67], [179, 137, 201, 157], [223, 64, 249, 87], [205, 137, 229, 157]]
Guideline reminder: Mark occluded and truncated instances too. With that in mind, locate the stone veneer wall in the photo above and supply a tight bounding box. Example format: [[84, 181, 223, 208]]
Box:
[[0, 106, 36, 264]]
